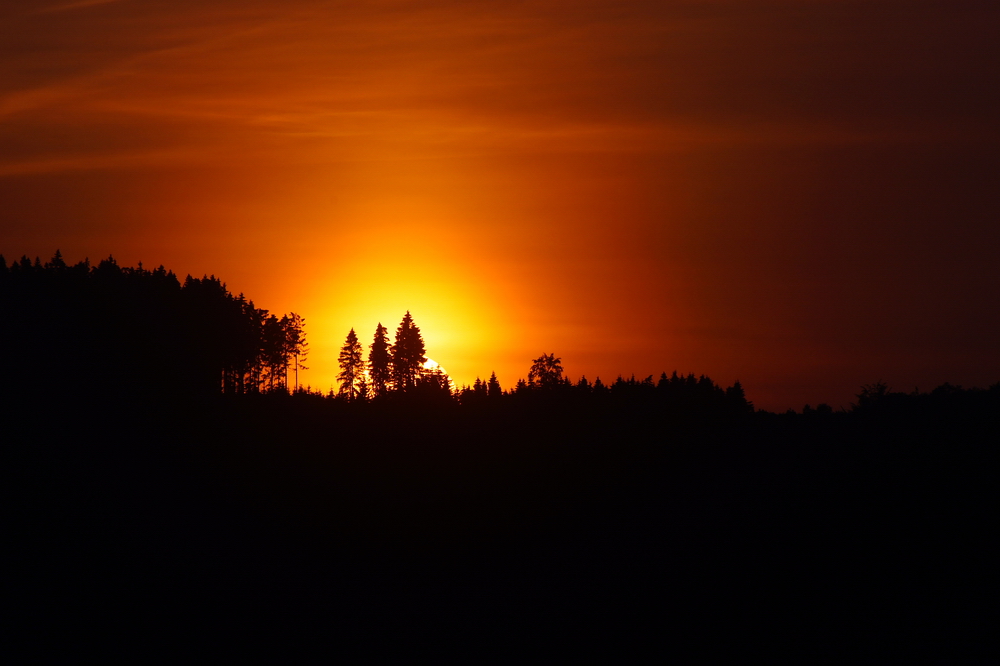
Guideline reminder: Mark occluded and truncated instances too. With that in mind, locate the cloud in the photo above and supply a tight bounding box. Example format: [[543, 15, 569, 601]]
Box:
[[0, 146, 224, 177], [35, 0, 126, 15]]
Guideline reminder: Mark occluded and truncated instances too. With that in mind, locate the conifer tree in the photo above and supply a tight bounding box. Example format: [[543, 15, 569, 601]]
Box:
[[276, 312, 308, 391], [337, 327, 364, 400], [726, 379, 753, 414], [390, 311, 426, 393], [45, 249, 66, 270], [261, 314, 286, 392], [368, 322, 392, 398], [487, 371, 502, 397]]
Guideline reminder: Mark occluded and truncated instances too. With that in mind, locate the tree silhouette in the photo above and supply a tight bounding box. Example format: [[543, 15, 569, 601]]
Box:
[[286, 312, 308, 391], [416, 365, 453, 400], [0, 251, 314, 399], [528, 353, 563, 389], [337, 328, 365, 400], [390, 311, 426, 393], [487, 371, 502, 398], [853, 380, 891, 411], [725, 379, 754, 414], [368, 322, 392, 398], [261, 314, 288, 392]]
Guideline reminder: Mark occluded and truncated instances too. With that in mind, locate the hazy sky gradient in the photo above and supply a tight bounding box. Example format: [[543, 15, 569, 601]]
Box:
[[3, 0, 998, 409]]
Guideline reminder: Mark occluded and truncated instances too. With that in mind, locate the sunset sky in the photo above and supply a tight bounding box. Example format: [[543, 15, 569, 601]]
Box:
[[2, 0, 998, 410]]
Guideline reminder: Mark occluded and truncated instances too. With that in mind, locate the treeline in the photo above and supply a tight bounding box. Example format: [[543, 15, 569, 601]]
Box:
[[332, 315, 754, 415], [334, 318, 755, 417], [0, 251, 307, 399], [6, 251, 998, 427], [456, 355, 755, 417], [329, 324, 998, 438]]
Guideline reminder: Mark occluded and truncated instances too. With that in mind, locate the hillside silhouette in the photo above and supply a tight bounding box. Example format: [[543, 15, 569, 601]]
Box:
[[4, 252, 996, 647]]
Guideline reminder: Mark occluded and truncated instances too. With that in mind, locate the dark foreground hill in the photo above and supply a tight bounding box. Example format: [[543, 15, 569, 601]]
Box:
[[6, 391, 996, 653]]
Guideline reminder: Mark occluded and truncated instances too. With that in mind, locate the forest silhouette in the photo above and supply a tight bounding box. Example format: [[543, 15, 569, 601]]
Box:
[[5, 252, 996, 642]]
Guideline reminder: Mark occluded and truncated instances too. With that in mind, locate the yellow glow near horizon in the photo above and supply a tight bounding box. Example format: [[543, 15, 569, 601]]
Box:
[[301, 226, 521, 392]]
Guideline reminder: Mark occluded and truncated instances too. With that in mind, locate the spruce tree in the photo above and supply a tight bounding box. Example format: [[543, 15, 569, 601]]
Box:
[[337, 327, 364, 400], [487, 371, 502, 398], [285, 313, 308, 391], [368, 322, 392, 398], [390, 311, 426, 393]]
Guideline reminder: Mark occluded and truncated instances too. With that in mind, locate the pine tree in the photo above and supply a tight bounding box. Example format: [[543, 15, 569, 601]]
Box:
[[487, 371, 502, 398], [724, 379, 753, 414], [337, 328, 364, 400], [45, 249, 66, 270], [285, 313, 308, 391], [368, 322, 392, 398], [390, 311, 426, 393], [261, 314, 286, 392]]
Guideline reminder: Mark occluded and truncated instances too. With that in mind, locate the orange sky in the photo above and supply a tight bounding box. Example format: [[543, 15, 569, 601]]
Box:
[[2, 0, 999, 410]]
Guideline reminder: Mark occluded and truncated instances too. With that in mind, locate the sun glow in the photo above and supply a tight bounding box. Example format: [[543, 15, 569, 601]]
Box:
[[297, 206, 528, 393]]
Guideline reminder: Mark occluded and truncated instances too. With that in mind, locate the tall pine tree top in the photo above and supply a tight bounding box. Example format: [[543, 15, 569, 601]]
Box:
[[337, 327, 364, 400], [391, 311, 426, 393], [368, 322, 392, 398]]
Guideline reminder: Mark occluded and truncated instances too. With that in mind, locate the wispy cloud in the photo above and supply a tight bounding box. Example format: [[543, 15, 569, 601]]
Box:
[[0, 145, 230, 177], [35, 0, 126, 15], [5, 0, 996, 179]]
